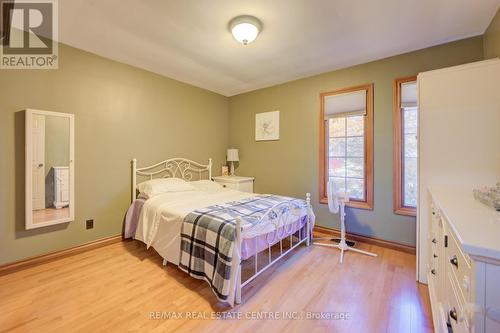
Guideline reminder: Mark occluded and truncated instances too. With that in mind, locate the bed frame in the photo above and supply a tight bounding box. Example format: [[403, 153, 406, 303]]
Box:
[[131, 157, 312, 305]]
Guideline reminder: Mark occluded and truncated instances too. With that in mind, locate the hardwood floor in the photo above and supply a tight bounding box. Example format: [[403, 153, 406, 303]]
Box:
[[0, 239, 433, 333], [32, 207, 69, 224]]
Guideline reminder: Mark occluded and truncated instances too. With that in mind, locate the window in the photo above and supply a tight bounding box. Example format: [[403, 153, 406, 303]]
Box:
[[319, 84, 373, 209], [393, 76, 418, 216]]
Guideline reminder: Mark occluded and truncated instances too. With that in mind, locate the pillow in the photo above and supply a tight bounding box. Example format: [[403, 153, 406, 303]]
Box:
[[190, 180, 223, 192], [137, 178, 196, 198]]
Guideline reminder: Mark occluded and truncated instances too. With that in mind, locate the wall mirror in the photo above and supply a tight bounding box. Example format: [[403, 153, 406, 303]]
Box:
[[25, 109, 74, 229]]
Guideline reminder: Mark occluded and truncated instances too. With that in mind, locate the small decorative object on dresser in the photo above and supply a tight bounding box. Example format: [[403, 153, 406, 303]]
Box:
[[221, 165, 229, 176], [473, 183, 500, 211], [212, 175, 254, 193], [255, 110, 279, 141]]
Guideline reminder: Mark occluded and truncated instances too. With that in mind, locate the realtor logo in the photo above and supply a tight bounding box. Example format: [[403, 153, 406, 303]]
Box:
[[1, 0, 58, 69]]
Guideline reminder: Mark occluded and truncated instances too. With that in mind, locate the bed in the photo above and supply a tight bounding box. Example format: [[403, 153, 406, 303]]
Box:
[[125, 157, 315, 306]]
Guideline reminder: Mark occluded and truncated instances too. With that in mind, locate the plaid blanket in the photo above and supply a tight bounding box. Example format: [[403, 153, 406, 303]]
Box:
[[178, 194, 309, 303]]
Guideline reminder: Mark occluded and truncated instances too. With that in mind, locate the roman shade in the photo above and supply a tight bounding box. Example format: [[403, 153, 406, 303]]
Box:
[[400, 81, 417, 108], [324, 90, 367, 119]]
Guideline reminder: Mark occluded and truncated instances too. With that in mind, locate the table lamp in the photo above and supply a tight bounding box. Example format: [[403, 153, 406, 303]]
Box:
[[227, 148, 239, 176]]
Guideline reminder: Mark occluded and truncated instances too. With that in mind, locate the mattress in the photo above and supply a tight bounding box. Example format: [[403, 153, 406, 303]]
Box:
[[125, 188, 314, 264]]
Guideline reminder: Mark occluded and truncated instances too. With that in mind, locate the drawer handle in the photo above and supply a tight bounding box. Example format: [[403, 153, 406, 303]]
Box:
[[431, 238, 437, 244], [449, 308, 458, 322], [450, 255, 459, 268], [431, 269, 436, 275], [433, 254, 438, 258]]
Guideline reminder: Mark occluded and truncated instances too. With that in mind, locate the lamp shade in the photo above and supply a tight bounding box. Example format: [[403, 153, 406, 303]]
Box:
[[227, 148, 239, 162]]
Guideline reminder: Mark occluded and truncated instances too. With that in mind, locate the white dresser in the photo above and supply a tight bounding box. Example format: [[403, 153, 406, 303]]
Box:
[[427, 186, 500, 333], [418, 59, 500, 283], [52, 166, 69, 208], [418, 59, 500, 333], [212, 176, 254, 193]]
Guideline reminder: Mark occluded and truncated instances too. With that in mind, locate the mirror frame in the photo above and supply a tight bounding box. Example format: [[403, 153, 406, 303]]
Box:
[[25, 109, 75, 229]]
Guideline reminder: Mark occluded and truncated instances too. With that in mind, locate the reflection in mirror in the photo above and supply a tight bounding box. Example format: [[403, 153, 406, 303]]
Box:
[[26, 109, 74, 229]]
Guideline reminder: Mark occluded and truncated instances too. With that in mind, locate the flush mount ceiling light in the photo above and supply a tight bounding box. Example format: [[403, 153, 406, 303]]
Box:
[[229, 15, 262, 45]]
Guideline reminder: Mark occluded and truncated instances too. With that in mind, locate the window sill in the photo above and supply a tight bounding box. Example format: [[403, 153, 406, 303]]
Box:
[[320, 197, 373, 210], [394, 206, 416, 217]]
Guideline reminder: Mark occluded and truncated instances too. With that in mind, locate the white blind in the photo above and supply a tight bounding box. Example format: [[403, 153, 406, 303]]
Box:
[[324, 90, 366, 119], [401, 81, 417, 108]]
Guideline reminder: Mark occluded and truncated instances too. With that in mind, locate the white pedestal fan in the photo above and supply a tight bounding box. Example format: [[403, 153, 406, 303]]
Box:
[[313, 180, 377, 263]]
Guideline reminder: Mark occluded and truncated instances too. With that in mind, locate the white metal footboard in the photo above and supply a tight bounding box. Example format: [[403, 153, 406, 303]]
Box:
[[234, 193, 312, 304]]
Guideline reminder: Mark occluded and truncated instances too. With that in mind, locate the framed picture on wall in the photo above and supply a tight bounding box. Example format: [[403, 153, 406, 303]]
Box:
[[255, 110, 280, 141]]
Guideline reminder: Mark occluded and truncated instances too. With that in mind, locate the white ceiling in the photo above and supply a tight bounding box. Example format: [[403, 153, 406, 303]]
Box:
[[58, 0, 499, 96]]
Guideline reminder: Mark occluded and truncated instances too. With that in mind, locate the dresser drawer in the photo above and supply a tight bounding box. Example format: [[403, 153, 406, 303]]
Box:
[[430, 203, 441, 234], [446, 225, 473, 303], [219, 182, 238, 190], [445, 270, 470, 333], [428, 240, 439, 278], [236, 181, 253, 193], [429, 233, 439, 260], [429, 205, 442, 261], [213, 176, 254, 193]]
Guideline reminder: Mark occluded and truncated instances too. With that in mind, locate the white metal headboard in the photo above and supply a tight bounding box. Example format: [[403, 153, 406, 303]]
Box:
[[131, 157, 212, 202]]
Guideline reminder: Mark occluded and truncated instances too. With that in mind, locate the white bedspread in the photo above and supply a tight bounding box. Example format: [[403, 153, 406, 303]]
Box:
[[135, 188, 257, 265]]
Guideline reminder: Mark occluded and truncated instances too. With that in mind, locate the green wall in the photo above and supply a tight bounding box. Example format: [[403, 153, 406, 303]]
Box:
[[228, 37, 484, 246], [0, 43, 228, 265], [484, 8, 500, 58]]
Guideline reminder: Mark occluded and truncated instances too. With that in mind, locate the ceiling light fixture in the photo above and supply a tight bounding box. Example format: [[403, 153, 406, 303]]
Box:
[[229, 15, 262, 45]]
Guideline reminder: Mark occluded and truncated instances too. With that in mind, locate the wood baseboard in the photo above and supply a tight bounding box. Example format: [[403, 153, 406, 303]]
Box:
[[0, 234, 123, 276], [313, 225, 416, 254]]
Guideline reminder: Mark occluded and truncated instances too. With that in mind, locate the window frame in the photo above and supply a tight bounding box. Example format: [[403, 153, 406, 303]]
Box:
[[319, 83, 374, 210], [393, 76, 417, 216]]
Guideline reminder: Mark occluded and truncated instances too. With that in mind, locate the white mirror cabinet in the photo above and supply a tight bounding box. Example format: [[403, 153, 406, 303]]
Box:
[[25, 109, 75, 229]]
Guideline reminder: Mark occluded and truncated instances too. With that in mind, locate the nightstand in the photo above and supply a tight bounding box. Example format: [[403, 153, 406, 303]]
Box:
[[212, 176, 254, 193]]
